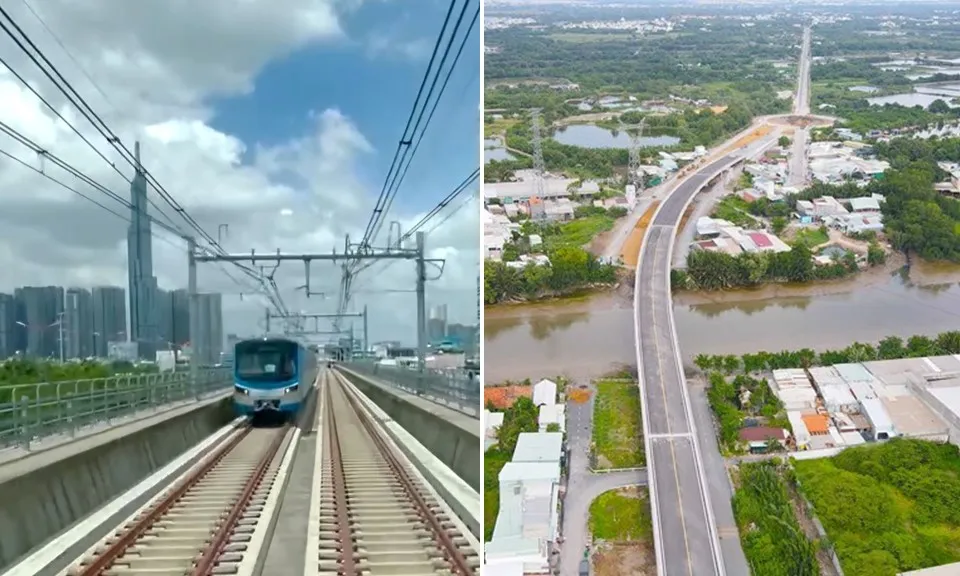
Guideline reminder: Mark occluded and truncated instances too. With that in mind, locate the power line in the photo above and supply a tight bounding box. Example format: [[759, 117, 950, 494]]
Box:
[[0, 5, 225, 255], [365, 4, 480, 249], [354, 0, 478, 256], [0, 141, 266, 299], [0, 7, 283, 309], [338, 0, 478, 322]]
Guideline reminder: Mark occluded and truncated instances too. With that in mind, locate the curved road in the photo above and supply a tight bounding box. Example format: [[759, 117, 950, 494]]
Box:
[[634, 154, 744, 576]]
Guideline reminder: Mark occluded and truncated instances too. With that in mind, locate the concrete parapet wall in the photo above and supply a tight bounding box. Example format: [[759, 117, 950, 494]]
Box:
[[336, 366, 480, 491], [0, 398, 234, 570]]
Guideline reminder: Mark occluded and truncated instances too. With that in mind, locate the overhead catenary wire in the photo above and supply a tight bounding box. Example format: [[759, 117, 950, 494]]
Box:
[[353, 0, 478, 257], [338, 0, 478, 321], [0, 5, 225, 256], [364, 4, 479, 249], [0, 6, 284, 308], [0, 141, 266, 300]]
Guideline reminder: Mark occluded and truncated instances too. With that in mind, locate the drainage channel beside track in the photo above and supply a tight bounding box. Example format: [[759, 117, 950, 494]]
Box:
[[64, 421, 294, 576], [315, 370, 480, 575]]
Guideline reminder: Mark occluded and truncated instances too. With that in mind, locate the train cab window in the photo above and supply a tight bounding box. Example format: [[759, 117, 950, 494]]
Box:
[[236, 340, 298, 382]]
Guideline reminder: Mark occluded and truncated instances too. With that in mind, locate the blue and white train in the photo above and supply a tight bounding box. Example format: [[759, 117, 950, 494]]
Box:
[[232, 336, 318, 421]]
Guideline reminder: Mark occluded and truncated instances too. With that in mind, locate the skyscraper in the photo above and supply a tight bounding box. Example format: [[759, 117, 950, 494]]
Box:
[[0, 293, 17, 358], [15, 286, 64, 358], [427, 304, 448, 342], [127, 142, 160, 359], [64, 288, 94, 359], [194, 293, 223, 365], [157, 288, 190, 349], [91, 286, 126, 357]]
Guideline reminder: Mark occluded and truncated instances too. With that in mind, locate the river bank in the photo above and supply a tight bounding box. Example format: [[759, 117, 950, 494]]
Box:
[[484, 261, 960, 383], [674, 253, 960, 306]]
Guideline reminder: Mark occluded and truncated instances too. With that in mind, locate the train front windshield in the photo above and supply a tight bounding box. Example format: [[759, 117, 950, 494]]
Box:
[[235, 340, 298, 383]]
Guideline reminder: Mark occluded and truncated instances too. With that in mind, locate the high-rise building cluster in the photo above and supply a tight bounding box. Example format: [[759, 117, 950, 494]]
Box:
[[427, 304, 479, 355], [0, 144, 226, 364], [0, 286, 223, 363]]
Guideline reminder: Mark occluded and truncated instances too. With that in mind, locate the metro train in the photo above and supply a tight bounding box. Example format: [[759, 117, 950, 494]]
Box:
[[232, 336, 318, 421]]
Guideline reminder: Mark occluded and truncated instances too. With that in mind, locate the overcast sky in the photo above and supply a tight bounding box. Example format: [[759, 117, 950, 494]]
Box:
[[0, 0, 481, 345]]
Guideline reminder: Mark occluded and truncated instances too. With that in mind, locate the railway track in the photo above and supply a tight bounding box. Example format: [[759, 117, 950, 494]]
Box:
[[315, 370, 480, 575], [66, 422, 295, 576]]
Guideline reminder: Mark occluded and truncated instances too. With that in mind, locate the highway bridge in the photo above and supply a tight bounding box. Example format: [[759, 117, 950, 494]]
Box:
[[634, 154, 746, 576]]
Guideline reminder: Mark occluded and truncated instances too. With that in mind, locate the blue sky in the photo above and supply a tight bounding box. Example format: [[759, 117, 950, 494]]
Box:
[[209, 0, 480, 217]]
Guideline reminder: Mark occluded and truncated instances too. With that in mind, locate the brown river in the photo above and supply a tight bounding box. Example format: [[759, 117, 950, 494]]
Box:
[[484, 262, 960, 383]]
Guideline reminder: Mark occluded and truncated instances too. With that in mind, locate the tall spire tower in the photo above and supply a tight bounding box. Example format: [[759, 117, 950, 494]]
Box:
[[127, 141, 159, 358]]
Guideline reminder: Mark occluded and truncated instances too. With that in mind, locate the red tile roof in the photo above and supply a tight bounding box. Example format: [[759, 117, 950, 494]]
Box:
[[748, 232, 773, 248], [739, 426, 788, 443]]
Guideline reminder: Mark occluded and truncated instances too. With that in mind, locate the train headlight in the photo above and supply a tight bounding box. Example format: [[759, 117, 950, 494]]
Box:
[[284, 384, 300, 394], [234, 385, 250, 395]]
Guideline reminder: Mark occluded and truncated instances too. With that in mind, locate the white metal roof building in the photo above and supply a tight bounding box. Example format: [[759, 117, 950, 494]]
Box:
[[899, 561, 960, 575], [513, 432, 563, 464], [771, 369, 818, 411], [485, 410, 505, 452], [488, 461, 561, 574], [538, 404, 566, 433], [880, 394, 949, 442], [787, 411, 811, 449], [860, 397, 897, 440], [533, 379, 557, 407]]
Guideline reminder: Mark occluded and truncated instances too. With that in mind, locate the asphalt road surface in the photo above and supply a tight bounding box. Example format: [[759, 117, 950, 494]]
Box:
[[634, 154, 741, 576]]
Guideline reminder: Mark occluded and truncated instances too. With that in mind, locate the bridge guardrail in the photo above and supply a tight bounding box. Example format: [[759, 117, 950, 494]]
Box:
[[0, 368, 233, 449], [340, 361, 480, 418]]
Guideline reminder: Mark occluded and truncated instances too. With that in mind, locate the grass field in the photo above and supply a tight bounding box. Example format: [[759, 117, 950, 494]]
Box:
[[589, 487, 652, 540], [794, 227, 830, 248], [546, 215, 618, 250], [592, 380, 645, 469], [589, 487, 654, 576], [484, 117, 520, 138], [484, 449, 511, 542]]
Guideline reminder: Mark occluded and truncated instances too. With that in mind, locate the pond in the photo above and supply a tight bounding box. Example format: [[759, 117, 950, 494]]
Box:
[[484, 138, 515, 164], [867, 93, 960, 109], [552, 124, 682, 149]]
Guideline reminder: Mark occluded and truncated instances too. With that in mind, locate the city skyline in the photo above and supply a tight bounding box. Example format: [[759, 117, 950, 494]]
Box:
[[0, 284, 224, 362]]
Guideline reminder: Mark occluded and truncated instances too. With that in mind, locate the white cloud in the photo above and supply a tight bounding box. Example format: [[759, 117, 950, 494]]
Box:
[[0, 0, 479, 344]]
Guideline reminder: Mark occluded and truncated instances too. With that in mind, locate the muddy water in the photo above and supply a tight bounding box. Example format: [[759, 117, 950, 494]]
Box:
[[484, 264, 960, 383]]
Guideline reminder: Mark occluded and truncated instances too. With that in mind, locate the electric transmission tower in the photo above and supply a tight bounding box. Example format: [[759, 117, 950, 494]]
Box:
[[620, 117, 646, 191], [530, 108, 547, 199]]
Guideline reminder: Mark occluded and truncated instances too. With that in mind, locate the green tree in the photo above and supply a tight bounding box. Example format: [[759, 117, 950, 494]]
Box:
[[771, 216, 788, 236], [778, 135, 791, 148]]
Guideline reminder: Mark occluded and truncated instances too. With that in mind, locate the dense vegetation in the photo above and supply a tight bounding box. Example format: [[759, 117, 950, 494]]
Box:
[[733, 461, 819, 576], [795, 440, 960, 576], [0, 358, 157, 389], [707, 371, 786, 453], [484, 246, 617, 304], [694, 330, 960, 375], [673, 242, 862, 291], [486, 18, 797, 107]]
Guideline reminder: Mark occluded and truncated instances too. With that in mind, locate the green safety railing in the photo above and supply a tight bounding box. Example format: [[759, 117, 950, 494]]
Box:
[[341, 361, 480, 418], [0, 368, 234, 450]]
